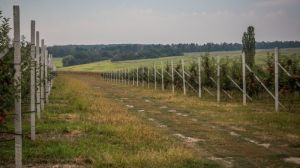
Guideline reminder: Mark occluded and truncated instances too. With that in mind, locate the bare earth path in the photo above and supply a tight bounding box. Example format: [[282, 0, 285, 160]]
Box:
[[83, 74, 300, 168]]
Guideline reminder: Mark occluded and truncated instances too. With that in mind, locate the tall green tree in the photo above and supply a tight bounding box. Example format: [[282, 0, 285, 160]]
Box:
[[242, 26, 256, 67], [242, 26, 257, 96]]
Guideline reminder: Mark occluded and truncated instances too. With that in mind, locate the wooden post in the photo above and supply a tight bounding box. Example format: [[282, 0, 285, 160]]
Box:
[[198, 57, 202, 98], [30, 20, 36, 141], [242, 52, 246, 105], [171, 60, 174, 94], [41, 39, 45, 110], [154, 64, 157, 90], [161, 61, 164, 91], [36, 31, 41, 118], [13, 6, 22, 168], [181, 59, 186, 95], [217, 55, 220, 102], [275, 48, 279, 112]]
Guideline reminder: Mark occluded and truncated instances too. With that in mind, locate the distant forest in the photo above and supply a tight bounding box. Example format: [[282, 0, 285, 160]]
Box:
[[47, 41, 300, 67]]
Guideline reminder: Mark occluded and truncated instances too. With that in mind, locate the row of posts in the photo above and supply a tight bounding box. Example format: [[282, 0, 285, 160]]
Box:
[[13, 6, 55, 168], [101, 48, 281, 113]]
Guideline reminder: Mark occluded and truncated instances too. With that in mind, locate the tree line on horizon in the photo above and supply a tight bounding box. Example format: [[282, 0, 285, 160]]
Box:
[[47, 41, 300, 67]]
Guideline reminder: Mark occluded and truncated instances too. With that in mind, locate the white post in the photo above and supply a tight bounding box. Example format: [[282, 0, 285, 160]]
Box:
[[13, 6, 22, 168], [181, 59, 186, 95], [161, 61, 164, 91], [171, 60, 175, 94], [136, 67, 139, 87], [45, 51, 49, 103], [242, 52, 246, 105], [275, 47, 279, 112], [41, 40, 45, 111], [30, 20, 36, 141], [36, 31, 41, 118], [121, 69, 123, 84], [132, 69, 135, 86], [127, 69, 130, 85], [154, 64, 157, 90], [118, 70, 120, 84], [217, 55, 220, 102], [142, 67, 145, 87], [147, 67, 150, 88], [198, 57, 202, 98], [45, 49, 48, 103]]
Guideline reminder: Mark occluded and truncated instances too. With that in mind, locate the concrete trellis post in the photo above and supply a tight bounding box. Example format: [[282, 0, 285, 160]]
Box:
[[198, 57, 202, 98], [30, 20, 36, 141], [147, 67, 150, 88], [181, 59, 186, 95], [13, 6, 22, 168], [142, 67, 145, 87], [127, 69, 130, 85], [154, 64, 157, 90], [161, 61, 164, 91], [136, 67, 139, 87], [242, 52, 246, 105], [121, 69, 123, 84], [132, 69, 135, 86], [45, 50, 49, 104], [171, 60, 174, 94], [36, 31, 41, 118], [118, 70, 120, 84], [41, 40, 45, 110], [217, 55, 220, 102], [275, 48, 279, 112]]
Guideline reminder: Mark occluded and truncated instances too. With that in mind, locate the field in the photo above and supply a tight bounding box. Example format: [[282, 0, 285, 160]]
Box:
[[53, 57, 63, 69], [2, 72, 299, 167], [0, 73, 219, 167], [57, 48, 300, 72]]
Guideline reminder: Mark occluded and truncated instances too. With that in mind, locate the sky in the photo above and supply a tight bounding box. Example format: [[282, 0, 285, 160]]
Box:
[[1, 0, 300, 46]]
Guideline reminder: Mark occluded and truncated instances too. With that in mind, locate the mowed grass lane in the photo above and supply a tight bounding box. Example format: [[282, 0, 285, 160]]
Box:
[[0, 73, 219, 168], [89, 73, 300, 167]]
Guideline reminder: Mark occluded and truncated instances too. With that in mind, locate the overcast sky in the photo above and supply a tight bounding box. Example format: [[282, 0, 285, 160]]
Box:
[[1, 0, 300, 45]]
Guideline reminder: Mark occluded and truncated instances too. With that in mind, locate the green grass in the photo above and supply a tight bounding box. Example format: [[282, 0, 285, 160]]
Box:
[[59, 48, 300, 72], [0, 73, 219, 167], [53, 57, 63, 68]]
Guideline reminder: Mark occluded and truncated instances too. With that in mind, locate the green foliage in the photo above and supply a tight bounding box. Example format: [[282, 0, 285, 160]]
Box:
[[51, 41, 300, 67], [114, 51, 299, 108], [242, 26, 256, 67], [0, 11, 13, 115]]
